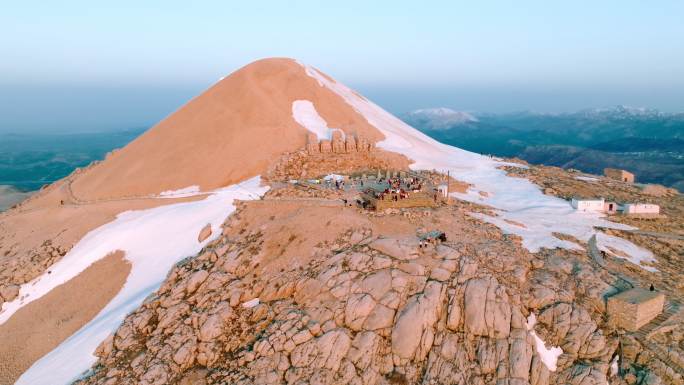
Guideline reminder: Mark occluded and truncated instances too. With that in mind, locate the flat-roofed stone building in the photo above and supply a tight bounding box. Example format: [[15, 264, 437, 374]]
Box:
[[622, 203, 660, 215], [604, 168, 635, 183], [571, 197, 605, 212], [607, 288, 665, 331]]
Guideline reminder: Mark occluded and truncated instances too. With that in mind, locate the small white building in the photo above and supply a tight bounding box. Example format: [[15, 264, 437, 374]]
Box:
[[622, 203, 660, 215], [571, 198, 605, 213], [436, 184, 449, 198]]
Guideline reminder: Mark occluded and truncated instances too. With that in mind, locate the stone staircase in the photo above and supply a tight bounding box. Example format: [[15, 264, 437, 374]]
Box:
[[633, 300, 680, 338], [631, 300, 684, 377], [587, 234, 606, 267]]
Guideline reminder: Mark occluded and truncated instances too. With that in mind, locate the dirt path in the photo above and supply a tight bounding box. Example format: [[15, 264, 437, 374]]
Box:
[[625, 230, 684, 241]]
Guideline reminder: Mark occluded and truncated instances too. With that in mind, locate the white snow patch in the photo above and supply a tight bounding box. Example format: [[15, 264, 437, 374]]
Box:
[[323, 174, 345, 182], [575, 176, 599, 182], [158, 185, 201, 198], [292, 99, 344, 141], [9, 176, 269, 385], [610, 355, 619, 377], [299, 62, 656, 272], [526, 313, 563, 372], [295, 60, 325, 87], [408, 107, 479, 128], [596, 232, 657, 272], [242, 298, 260, 308]]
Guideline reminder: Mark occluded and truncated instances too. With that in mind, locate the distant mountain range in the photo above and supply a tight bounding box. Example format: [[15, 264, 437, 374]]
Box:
[[402, 106, 684, 191], [1, 60, 680, 385], [404, 108, 478, 130]]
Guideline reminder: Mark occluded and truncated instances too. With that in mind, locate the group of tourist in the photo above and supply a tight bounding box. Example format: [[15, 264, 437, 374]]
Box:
[[378, 188, 409, 201]]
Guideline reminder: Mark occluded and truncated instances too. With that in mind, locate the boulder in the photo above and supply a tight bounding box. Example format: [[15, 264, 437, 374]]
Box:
[[173, 341, 197, 369], [558, 364, 609, 385], [429, 267, 452, 281], [446, 288, 462, 331], [290, 329, 351, 371], [347, 331, 381, 370], [140, 363, 169, 385], [199, 314, 224, 342], [0, 284, 20, 302], [359, 269, 392, 300], [508, 336, 533, 380], [344, 293, 376, 331], [463, 277, 511, 338], [157, 303, 190, 331], [391, 281, 445, 360], [457, 257, 479, 283], [197, 224, 212, 243], [186, 270, 209, 294], [292, 329, 314, 345], [95, 334, 115, 358], [369, 237, 419, 260], [528, 286, 556, 310], [538, 303, 598, 357], [363, 303, 395, 330], [476, 338, 498, 374], [530, 355, 550, 385], [196, 342, 220, 366], [436, 244, 460, 260]]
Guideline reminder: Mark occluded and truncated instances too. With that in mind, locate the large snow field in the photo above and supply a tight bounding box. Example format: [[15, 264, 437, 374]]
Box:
[[6, 177, 268, 385], [299, 62, 657, 272]]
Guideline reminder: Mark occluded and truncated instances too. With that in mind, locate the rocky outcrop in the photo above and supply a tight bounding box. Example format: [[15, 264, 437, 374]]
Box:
[[197, 224, 212, 243], [391, 281, 445, 362], [462, 277, 511, 338], [0, 239, 68, 307], [0, 283, 19, 302], [74, 193, 677, 385]]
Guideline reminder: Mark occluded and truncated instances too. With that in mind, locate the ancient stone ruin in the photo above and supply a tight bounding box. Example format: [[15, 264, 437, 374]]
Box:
[[306, 132, 372, 154], [604, 168, 635, 183]]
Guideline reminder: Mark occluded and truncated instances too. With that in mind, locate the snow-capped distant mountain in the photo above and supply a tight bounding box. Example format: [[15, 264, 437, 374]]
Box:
[[575, 105, 665, 118], [478, 105, 681, 120], [403, 107, 478, 130], [403, 104, 684, 191]]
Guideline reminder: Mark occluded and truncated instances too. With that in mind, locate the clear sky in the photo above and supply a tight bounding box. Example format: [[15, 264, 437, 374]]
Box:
[[1, 1, 683, 132]]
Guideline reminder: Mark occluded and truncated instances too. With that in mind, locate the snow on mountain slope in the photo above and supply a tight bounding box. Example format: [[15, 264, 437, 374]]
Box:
[[158, 185, 201, 198], [68, 59, 380, 202], [292, 100, 343, 140], [0, 58, 392, 384], [300, 63, 656, 271], [9, 177, 268, 385], [405, 107, 478, 129]]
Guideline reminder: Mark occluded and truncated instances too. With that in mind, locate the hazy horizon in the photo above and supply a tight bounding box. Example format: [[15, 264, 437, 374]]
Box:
[[1, 81, 683, 134], [2, 1, 683, 133]]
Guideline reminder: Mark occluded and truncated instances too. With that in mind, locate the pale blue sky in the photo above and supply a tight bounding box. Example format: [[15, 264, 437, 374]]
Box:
[[1, 1, 683, 132]]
